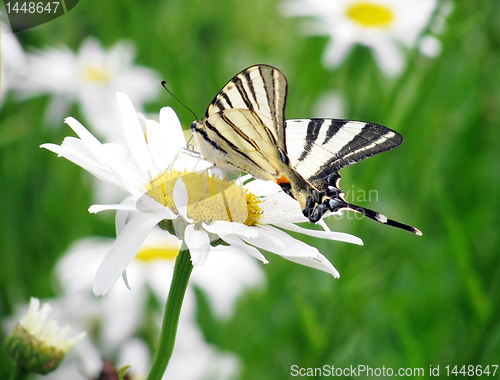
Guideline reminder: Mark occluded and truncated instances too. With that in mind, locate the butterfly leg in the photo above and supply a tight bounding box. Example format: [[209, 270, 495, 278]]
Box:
[[166, 147, 207, 172]]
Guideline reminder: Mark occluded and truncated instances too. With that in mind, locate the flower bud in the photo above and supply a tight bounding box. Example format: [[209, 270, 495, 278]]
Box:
[[5, 297, 85, 374]]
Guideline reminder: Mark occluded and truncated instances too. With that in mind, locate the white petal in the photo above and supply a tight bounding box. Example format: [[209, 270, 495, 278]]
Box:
[[240, 225, 315, 257], [159, 107, 188, 166], [256, 190, 308, 224], [121, 270, 131, 290], [233, 224, 340, 276], [251, 224, 294, 248], [284, 251, 340, 278], [44, 123, 148, 195], [242, 177, 281, 196], [274, 222, 363, 245], [215, 234, 268, 264], [115, 197, 135, 236], [142, 117, 167, 172], [93, 213, 163, 296], [184, 225, 210, 266], [64, 119, 141, 190], [64, 117, 103, 150], [88, 202, 136, 214], [41, 138, 125, 188], [135, 193, 178, 220], [202, 221, 259, 240], [173, 177, 193, 223], [116, 92, 155, 175]]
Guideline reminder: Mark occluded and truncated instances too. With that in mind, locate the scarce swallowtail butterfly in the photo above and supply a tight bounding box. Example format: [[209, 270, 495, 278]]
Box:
[[191, 64, 421, 235]]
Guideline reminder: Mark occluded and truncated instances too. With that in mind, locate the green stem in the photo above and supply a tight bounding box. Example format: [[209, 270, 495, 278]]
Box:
[[145, 245, 193, 380]]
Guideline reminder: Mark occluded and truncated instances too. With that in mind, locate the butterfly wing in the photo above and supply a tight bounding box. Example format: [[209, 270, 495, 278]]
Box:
[[205, 64, 288, 153], [285, 118, 403, 189], [285, 118, 420, 234], [200, 108, 288, 181]]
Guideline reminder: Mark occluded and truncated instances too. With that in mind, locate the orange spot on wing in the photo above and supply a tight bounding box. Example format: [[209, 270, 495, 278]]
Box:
[[276, 174, 290, 186]]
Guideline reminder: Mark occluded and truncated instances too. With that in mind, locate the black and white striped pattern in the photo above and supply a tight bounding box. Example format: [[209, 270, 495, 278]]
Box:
[[286, 119, 402, 184], [206, 65, 287, 153], [190, 65, 421, 235]]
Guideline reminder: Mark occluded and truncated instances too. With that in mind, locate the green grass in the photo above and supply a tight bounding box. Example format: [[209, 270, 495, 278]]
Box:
[[1, 0, 500, 378]]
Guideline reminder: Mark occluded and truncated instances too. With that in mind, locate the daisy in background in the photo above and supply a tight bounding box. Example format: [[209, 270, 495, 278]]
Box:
[[280, 0, 452, 76], [28, 229, 250, 380], [41, 91, 362, 297], [17, 37, 161, 141], [0, 14, 26, 107]]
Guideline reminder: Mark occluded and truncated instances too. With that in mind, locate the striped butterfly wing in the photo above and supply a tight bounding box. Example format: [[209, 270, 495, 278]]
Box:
[[192, 64, 290, 181], [206, 64, 287, 152], [286, 118, 421, 234], [285, 118, 403, 191], [201, 109, 288, 181]]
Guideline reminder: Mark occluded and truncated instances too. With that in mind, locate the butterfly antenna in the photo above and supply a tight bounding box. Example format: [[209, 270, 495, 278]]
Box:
[[344, 202, 422, 235], [161, 81, 199, 121]]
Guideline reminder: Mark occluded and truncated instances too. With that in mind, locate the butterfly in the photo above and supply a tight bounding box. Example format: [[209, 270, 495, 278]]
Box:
[[190, 64, 421, 235]]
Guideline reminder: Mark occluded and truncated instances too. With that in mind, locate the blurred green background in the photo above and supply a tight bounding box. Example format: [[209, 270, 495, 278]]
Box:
[[1, 0, 500, 378]]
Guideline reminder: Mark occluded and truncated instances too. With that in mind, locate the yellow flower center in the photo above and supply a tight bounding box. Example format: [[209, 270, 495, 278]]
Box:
[[346, 1, 394, 28], [80, 65, 111, 84], [135, 246, 180, 262], [146, 169, 262, 226]]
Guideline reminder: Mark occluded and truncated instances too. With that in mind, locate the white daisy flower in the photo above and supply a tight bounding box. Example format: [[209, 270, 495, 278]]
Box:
[[0, 15, 26, 107], [41, 92, 362, 297], [18, 37, 160, 140], [54, 230, 264, 346], [280, 0, 446, 76], [30, 232, 246, 380], [4, 298, 85, 375]]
